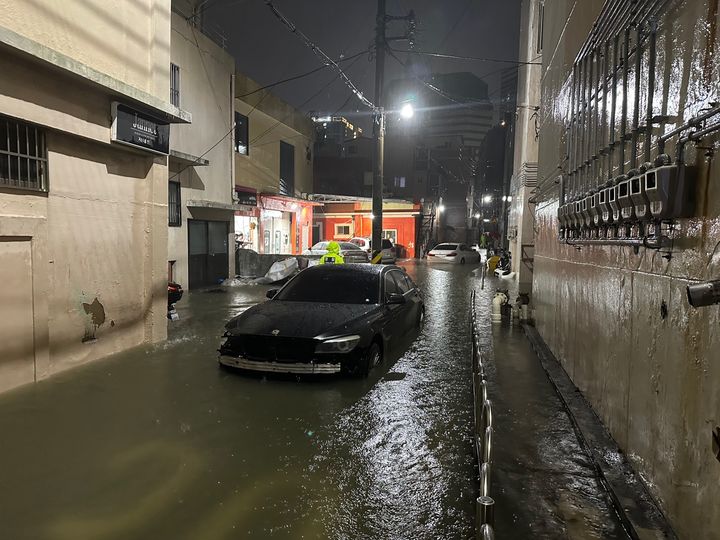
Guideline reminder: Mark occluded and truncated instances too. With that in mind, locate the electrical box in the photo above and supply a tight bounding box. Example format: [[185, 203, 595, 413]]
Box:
[[630, 174, 651, 221], [645, 165, 695, 220], [574, 200, 583, 228], [617, 179, 635, 221]]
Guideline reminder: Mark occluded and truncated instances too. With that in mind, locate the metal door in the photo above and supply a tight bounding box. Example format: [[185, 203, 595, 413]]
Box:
[[188, 220, 229, 288]]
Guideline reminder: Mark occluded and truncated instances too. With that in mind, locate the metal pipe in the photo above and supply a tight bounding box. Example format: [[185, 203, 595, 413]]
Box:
[[609, 35, 619, 178], [620, 27, 630, 173], [644, 19, 657, 163], [591, 49, 600, 189], [476, 496, 495, 528], [480, 462, 491, 497], [482, 426, 493, 464], [658, 104, 720, 154], [564, 235, 671, 248], [676, 120, 720, 163], [582, 54, 591, 193], [602, 40, 610, 184], [631, 24, 643, 169]]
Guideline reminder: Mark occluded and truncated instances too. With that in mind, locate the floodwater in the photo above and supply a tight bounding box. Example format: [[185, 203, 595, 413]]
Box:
[[0, 262, 483, 540]]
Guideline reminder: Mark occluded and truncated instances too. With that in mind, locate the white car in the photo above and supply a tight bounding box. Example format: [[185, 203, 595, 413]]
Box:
[[302, 241, 369, 263], [427, 243, 480, 264], [351, 237, 397, 263], [349, 237, 371, 252]]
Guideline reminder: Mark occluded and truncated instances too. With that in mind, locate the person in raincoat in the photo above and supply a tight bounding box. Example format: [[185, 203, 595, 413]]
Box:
[[319, 240, 345, 264]]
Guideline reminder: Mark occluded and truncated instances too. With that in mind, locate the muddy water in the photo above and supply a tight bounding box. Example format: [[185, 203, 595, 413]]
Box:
[[0, 262, 485, 540]]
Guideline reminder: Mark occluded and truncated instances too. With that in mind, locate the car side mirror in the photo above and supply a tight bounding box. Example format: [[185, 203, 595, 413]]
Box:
[[266, 289, 278, 299], [386, 293, 406, 305]]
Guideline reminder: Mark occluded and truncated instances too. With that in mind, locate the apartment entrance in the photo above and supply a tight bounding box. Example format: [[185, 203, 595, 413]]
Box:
[[188, 220, 229, 288]]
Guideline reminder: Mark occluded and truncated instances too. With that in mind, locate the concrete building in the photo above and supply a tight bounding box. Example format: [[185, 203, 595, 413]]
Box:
[[313, 115, 363, 157], [168, 7, 236, 289], [531, 0, 720, 536], [507, 0, 542, 292], [0, 0, 190, 393], [234, 74, 317, 256]]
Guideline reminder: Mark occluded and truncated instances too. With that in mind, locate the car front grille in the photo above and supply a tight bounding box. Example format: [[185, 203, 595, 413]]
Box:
[[220, 335, 317, 363]]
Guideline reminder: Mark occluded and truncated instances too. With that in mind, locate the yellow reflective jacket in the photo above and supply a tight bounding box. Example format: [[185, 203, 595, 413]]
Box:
[[320, 241, 345, 264]]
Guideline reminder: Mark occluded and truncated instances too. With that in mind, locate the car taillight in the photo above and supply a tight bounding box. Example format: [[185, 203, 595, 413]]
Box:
[[448, 252, 457, 256]]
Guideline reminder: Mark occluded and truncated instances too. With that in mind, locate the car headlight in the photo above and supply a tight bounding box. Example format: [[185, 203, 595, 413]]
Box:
[[315, 335, 361, 354]]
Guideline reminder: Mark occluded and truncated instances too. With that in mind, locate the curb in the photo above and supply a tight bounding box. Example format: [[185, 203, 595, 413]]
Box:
[[521, 323, 677, 540]]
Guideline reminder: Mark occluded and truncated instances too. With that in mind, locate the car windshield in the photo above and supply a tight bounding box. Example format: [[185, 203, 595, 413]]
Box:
[[339, 242, 363, 250], [434, 243, 458, 250], [310, 242, 328, 250], [275, 268, 379, 304]]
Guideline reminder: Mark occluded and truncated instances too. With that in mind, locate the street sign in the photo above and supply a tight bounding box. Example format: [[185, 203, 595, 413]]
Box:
[[111, 102, 169, 155]]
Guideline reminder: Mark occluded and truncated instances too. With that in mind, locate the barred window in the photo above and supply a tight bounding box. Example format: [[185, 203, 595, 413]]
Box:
[[0, 116, 48, 192], [170, 63, 180, 107], [169, 181, 181, 226]]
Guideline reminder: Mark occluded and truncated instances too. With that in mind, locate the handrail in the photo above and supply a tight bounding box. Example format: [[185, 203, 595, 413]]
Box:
[[471, 290, 496, 538]]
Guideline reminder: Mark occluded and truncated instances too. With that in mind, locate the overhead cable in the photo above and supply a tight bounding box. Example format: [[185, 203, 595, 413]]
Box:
[[390, 47, 543, 66], [264, 1, 376, 111], [238, 48, 371, 98]]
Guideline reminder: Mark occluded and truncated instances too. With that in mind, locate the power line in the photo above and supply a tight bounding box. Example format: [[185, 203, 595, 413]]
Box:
[[436, 0, 475, 51], [264, 0, 376, 111], [237, 48, 370, 98], [389, 47, 542, 66]]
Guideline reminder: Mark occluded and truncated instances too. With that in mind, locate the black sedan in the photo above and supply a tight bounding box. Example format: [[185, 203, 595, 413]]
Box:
[[218, 264, 424, 377]]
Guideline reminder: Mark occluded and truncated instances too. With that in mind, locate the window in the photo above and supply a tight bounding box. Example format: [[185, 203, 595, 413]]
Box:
[[334, 224, 351, 237], [389, 270, 410, 294], [382, 229, 397, 244], [168, 181, 181, 226], [170, 63, 180, 107], [276, 267, 379, 304], [0, 115, 48, 192], [394, 176, 406, 188], [279, 141, 295, 196], [235, 112, 248, 155], [384, 273, 399, 299]]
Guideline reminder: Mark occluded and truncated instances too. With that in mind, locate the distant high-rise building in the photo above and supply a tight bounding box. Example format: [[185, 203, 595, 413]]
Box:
[[312, 116, 363, 157]]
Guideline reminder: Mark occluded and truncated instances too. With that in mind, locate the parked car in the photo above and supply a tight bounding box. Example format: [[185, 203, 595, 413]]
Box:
[[218, 264, 424, 377], [426, 243, 480, 264], [367, 238, 396, 263], [349, 237, 371, 252], [302, 241, 369, 263]]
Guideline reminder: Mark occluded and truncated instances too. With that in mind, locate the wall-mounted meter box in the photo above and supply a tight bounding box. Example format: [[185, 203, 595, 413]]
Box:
[[630, 174, 651, 220], [609, 185, 621, 222], [590, 193, 601, 226], [645, 165, 695, 220], [581, 197, 591, 227], [575, 200, 583, 228], [617, 179, 635, 221], [598, 188, 612, 224]]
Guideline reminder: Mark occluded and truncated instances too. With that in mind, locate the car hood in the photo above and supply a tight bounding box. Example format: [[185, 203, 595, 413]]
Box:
[[225, 301, 380, 339]]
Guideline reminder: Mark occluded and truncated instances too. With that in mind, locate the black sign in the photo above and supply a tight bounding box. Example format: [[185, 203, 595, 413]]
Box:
[[235, 189, 257, 207], [112, 103, 169, 155]]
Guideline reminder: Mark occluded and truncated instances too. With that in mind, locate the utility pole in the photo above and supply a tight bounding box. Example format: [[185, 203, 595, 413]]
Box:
[[371, 0, 386, 262]]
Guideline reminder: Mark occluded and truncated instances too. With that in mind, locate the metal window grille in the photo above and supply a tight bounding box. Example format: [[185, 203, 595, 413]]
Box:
[[0, 115, 48, 192], [169, 181, 181, 226], [170, 63, 180, 107]]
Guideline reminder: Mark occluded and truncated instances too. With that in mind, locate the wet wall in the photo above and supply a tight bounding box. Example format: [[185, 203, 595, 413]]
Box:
[[534, 0, 720, 537]]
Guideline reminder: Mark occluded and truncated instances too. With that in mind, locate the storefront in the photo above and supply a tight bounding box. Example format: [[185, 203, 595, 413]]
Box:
[[312, 199, 421, 258], [259, 194, 320, 255], [234, 186, 260, 252]]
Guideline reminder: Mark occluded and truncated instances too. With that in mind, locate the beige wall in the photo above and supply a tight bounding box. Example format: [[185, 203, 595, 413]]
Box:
[[168, 13, 235, 288], [234, 74, 314, 197], [0, 0, 171, 101], [0, 2, 173, 393], [533, 0, 720, 537]]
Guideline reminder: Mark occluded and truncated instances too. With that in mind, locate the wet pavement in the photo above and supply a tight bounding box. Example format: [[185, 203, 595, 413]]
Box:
[[0, 261, 630, 539]]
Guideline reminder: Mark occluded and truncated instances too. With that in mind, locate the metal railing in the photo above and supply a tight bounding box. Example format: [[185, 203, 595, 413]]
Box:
[[471, 290, 495, 538]]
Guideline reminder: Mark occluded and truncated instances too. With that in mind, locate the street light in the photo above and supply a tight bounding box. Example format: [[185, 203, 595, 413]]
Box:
[[438, 205, 446, 212], [483, 218, 491, 223], [400, 102, 414, 119], [475, 213, 481, 218], [483, 195, 492, 204]]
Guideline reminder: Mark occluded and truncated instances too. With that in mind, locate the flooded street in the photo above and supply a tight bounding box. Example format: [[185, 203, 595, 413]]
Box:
[[0, 262, 484, 540]]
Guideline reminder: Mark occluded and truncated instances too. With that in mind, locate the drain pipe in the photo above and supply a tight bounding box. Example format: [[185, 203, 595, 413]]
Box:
[[619, 27, 631, 174], [609, 34, 619, 177]]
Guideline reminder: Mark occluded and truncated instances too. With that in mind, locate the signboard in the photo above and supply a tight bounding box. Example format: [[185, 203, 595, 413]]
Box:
[[235, 188, 258, 207], [111, 102, 169, 155]]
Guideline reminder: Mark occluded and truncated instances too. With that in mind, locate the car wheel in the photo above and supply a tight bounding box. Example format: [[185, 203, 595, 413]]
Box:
[[460, 257, 466, 264], [357, 342, 382, 378]]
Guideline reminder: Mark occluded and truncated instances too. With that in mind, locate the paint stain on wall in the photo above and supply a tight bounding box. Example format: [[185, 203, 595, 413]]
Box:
[[82, 297, 106, 342]]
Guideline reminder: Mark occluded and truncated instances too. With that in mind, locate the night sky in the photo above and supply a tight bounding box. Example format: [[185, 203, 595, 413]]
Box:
[[207, 0, 522, 127]]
